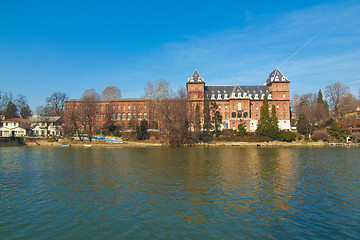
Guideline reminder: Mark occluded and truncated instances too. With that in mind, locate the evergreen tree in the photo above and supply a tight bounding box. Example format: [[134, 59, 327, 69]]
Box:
[[256, 95, 271, 136], [211, 102, 222, 133], [237, 121, 247, 136], [203, 97, 211, 131], [297, 113, 311, 135], [5, 101, 18, 119], [136, 119, 149, 140], [317, 90, 324, 103], [269, 106, 280, 139]]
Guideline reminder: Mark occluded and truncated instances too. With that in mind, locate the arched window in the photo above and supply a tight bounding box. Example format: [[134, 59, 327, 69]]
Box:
[[144, 113, 148, 120], [138, 113, 142, 120], [243, 112, 248, 118], [238, 103, 241, 110], [127, 113, 131, 120], [117, 113, 121, 120], [232, 112, 236, 118], [122, 113, 126, 120], [133, 113, 137, 119], [237, 112, 242, 118]]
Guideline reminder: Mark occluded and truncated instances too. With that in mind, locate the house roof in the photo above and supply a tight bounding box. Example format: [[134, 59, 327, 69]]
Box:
[[1, 118, 30, 123], [29, 115, 63, 123], [187, 69, 205, 83], [265, 68, 290, 85]]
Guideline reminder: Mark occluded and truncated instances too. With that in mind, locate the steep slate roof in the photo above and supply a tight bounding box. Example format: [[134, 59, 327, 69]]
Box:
[[187, 69, 205, 83], [205, 85, 271, 100], [265, 68, 290, 85]]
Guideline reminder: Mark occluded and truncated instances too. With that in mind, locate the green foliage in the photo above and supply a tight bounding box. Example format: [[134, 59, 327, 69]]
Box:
[[203, 97, 212, 131], [296, 113, 311, 135], [5, 101, 18, 119], [256, 96, 280, 140], [211, 102, 222, 133], [327, 122, 350, 141], [279, 131, 297, 142], [136, 119, 149, 140], [237, 121, 247, 136], [269, 106, 280, 139]]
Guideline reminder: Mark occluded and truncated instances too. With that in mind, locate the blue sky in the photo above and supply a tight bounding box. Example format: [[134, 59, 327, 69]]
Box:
[[1, 0, 359, 110]]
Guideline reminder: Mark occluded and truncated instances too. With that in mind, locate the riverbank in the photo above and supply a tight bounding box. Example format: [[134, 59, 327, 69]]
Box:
[[21, 138, 358, 148]]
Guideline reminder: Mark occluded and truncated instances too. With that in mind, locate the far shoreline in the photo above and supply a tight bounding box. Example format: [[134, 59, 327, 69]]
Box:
[[21, 139, 358, 148]]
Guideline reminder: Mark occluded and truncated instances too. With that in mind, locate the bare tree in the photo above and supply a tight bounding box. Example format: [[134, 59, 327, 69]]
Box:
[[16, 95, 32, 119], [0, 92, 14, 111], [325, 82, 350, 119], [295, 92, 330, 135], [101, 86, 121, 100], [64, 101, 83, 141], [46, 92, 68, 117], [143, 79, 171, 127], [339, 93, 358, 117], [81, 89, 100, 141], [159, 89, 192, 146]]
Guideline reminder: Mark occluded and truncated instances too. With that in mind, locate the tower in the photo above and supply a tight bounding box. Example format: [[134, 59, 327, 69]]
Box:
[[265, 68, 290, 101], [187, 69, 205, 101]]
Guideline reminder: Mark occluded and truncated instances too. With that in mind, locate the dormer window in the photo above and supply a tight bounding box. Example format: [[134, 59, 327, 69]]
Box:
[[217, 94, 222, 100], [224, 94, 228, 99], [211, 94, 216, 100], [232, 93, 235, 98], [255, 94, 259, 99], [238, 93, 241, 98], [268, 94, 272, 99], [238, 103, 241, 110], [243, 92, 247, 98]]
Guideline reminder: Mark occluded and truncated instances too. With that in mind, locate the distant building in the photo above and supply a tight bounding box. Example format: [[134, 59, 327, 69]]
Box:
[[64, 69, 291, 132], [29, 115, 64, 136], [187, 69, 291, 131], [0, 118, 30, 137]]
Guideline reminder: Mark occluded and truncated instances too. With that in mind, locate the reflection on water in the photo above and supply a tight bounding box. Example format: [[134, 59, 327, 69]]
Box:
[[0, 146, 359, 239]]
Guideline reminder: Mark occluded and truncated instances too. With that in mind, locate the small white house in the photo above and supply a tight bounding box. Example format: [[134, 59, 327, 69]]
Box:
[[0, 118, 30, 137], [29, 115, 64, 137]]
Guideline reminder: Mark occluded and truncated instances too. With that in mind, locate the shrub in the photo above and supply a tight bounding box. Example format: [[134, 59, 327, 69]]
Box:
[[279, 131, 297, 142], [312, 129, 329, 141], [199, 132, 214, 143]]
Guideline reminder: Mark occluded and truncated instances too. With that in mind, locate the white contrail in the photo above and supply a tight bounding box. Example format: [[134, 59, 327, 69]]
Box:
[[278, 32, 321, 68]]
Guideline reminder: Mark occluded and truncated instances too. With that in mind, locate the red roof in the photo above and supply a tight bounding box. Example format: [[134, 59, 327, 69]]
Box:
[[1, 118, 30, 123]]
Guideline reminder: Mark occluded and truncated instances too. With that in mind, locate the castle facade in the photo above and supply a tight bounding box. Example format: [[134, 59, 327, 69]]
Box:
[[64, 69, 291, 132]]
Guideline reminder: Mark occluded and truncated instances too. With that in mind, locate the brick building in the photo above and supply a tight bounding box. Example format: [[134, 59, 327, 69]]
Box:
[[187, 68, 291, 131], [64, 68, 291, 132]]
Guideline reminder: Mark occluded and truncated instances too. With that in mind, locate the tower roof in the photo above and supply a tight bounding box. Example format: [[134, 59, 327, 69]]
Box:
[[187, 69, 205, 83], [265, 68, 290, 85]]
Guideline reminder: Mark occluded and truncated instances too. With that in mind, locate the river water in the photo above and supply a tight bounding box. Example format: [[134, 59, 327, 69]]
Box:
[[0, 146, 359, 239]]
